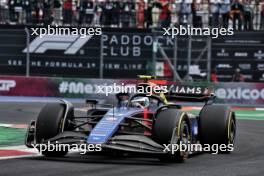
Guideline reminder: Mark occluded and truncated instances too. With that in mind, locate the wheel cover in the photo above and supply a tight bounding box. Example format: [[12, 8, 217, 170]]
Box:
[[180, 121, 190, 159], [228, 118, 236, 145]]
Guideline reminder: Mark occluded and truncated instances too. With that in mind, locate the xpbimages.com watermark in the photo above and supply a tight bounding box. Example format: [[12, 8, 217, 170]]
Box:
[[163, 25, 234, 39], [30, 25, 102, 38], [163, 142, 234, 154], [95, 83, 168, 96], [31, 141, 102, 155], [31, 141, 233, 155], [58, 82, 205, 96], [58, 82, 168, 96]]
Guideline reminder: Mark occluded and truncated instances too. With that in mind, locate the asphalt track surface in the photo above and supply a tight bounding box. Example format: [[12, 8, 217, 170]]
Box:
[[0, 102, 264, 176]]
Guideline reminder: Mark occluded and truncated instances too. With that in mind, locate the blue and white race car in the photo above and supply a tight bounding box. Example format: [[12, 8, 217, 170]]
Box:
[[25, 76, 236, 162]]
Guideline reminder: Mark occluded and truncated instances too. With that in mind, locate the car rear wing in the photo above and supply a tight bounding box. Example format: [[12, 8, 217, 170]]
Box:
[[165, 85, 216, 103]]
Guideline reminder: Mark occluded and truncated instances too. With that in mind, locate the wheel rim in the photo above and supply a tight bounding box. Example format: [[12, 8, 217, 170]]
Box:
[[228, 118, 236, 145], [180, 121, 190, 159]]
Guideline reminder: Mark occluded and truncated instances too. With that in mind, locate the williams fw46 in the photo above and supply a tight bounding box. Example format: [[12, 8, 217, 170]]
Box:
[[25, 83, 236, 162]]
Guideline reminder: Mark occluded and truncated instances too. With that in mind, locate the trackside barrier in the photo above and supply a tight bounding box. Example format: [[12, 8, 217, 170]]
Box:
[[0, 76, 263, 106]]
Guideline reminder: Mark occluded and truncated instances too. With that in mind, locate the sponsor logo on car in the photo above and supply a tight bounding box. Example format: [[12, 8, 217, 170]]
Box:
[[170, 85, 203, 95]]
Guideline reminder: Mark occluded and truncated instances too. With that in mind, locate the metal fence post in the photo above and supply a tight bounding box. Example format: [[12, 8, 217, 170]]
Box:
[[187, 35, 192, 78], [152, 32, 158, 76], [207, 37, 212, 82], [24, 27, 30, 77], [173, 37, 177, 82], [99, 34, 104, 78]]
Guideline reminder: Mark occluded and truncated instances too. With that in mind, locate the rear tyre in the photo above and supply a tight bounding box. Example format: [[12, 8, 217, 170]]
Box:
[[153, 108, 190, 162], [36, 102, 73, 157], [199, 105, 236, 153]]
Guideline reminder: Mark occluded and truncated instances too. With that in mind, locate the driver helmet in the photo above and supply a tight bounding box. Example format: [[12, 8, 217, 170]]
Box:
[[131, 97, 150, 108]]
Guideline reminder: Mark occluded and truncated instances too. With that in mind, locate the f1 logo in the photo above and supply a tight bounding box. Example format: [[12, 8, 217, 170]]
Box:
[[0, 80, 16, 91], [22, 35, 92, 55]]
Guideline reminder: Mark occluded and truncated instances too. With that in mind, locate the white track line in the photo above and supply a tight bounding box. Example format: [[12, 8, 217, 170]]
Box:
[[0, 154, 40, 160], [0, 123, 27, 128], [236, 113, 264, 117]]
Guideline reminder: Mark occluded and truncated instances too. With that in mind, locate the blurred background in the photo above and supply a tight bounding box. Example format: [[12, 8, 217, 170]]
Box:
[[0, 0, 263, 106], [0, 0, 263, 30]]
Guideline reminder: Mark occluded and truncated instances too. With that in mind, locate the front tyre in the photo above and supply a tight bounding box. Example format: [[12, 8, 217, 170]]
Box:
[[199, 105, 236, 153], [153, 109, 191, 162], [36, 102, 73, 157]]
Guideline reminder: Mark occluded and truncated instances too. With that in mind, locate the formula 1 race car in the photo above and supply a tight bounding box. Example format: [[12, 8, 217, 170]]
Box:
[[25, 76, 236, 162]]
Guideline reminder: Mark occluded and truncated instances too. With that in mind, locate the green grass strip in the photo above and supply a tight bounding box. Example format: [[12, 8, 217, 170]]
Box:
[[0, 127, 26, 147], [187, 109, 264, 120]]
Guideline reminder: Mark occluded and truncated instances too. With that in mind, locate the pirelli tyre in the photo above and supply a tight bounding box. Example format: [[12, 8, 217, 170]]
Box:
[[199, 105, 236, 153], [153, 108, 191, 162], [35, 102, 74, 157]]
